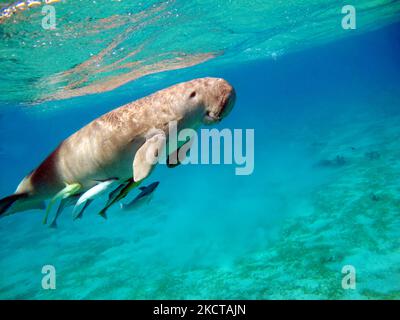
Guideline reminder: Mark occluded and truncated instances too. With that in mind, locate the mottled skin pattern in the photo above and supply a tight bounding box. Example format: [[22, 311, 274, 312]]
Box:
[[8, 77, 236, 214]]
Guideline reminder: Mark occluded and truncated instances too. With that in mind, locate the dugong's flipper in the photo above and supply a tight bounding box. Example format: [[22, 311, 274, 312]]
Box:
[[43, 183, 81, 225], [97, 132, 165, 218], [133, 132, 166, 182]]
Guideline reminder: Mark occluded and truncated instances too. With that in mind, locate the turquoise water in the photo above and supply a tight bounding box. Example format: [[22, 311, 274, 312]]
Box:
[[0, 0, 400, 299]]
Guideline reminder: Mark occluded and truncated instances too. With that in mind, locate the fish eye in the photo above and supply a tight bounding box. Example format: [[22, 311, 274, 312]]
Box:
[[189, 91, 196, 99]]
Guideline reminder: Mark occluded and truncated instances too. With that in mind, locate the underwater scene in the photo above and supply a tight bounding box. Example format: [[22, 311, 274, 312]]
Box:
[[0, 0, 399, 300]]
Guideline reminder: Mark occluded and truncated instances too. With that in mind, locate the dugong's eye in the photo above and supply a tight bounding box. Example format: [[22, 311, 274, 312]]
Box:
[[189, 91, 196, 99]]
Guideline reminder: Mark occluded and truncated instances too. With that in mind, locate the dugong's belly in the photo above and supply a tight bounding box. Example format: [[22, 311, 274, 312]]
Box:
[[57, 132, 145, 190], [25, 123, 148, 197]]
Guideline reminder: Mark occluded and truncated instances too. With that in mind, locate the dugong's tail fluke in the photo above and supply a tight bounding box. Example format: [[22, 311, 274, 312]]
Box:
[[0, 193, 29, 216]]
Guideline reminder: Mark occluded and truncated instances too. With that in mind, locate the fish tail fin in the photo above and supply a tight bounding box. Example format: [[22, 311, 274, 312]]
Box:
[[99, 209, 107, 220], [72, 205, 81, 221], [73, 200, 91, 221], [0, 193, 29, 216], [49, 221, 58, 229], [73, 207, 84, 221]]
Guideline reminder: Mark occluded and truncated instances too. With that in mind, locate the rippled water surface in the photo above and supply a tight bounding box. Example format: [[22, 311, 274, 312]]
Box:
[[0, 0, 399, 103]]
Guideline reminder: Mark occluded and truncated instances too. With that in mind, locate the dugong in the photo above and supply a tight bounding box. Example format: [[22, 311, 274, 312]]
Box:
[[0, 77, 236, 217]]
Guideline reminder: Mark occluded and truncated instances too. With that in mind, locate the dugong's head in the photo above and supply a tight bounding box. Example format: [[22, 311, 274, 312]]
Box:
[[202, 77, 236, 125], [178, 77, 236, 125]]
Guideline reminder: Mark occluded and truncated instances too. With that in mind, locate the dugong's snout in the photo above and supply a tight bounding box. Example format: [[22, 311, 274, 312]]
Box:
[[203, 78, 236, 125]]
